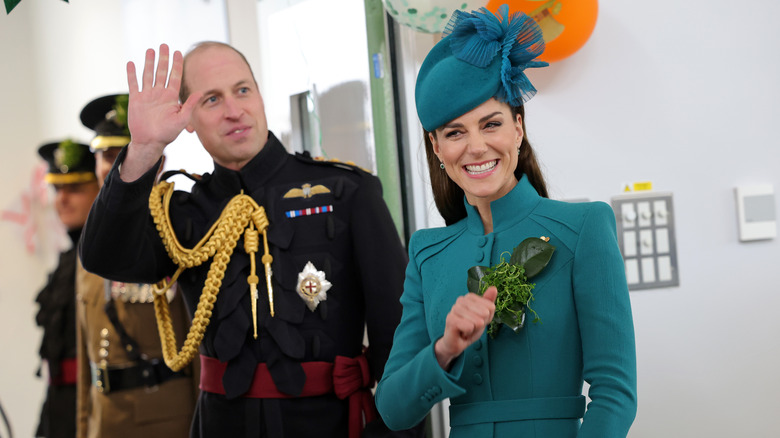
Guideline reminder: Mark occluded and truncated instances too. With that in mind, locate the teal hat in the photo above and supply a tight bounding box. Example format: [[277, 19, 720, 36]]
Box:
[[415, 5, 548, 132], [80, 94, 131, 152], [38, 139, 96, 185]]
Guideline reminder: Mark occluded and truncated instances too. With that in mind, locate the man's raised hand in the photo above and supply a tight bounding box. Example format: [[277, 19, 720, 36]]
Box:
[[121, 44, 201, 182]]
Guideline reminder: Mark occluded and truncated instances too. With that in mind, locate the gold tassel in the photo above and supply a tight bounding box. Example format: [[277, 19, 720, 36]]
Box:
[[244, 225, 260, 339]]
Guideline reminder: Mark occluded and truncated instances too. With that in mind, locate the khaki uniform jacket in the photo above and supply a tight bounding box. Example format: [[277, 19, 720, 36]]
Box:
[[75, 262, 199, 438]]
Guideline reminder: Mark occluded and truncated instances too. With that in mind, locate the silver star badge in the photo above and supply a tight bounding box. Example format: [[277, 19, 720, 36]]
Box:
[[296, 261, 332, 311]]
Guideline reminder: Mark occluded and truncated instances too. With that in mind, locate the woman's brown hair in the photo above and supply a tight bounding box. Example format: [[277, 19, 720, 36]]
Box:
[[424, 104, 548, 226]]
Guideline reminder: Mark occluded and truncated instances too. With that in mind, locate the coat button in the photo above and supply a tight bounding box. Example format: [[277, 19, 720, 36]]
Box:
[[473, 373, 483, 385], [477, 236, 487, 247], [475, 252, 484, 263], [473, 356, 483, 367], [474, 340, 483, 351]]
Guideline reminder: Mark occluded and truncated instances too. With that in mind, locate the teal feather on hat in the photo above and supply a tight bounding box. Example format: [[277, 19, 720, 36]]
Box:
[[415, 5, 548, 132]]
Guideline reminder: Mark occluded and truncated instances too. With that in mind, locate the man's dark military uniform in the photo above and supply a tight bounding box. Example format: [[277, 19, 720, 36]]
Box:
[[36, 230, 79, 438], [80, 133, 423, 437], [36, 141, 97, 438]]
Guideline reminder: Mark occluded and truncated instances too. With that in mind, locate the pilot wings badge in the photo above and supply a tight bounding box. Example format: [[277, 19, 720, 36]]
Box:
[[283, 183, 330, 199], [296, 261, 332, 311]]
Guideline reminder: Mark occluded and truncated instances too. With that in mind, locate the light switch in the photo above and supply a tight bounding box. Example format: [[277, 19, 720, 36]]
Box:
[[637, 202, 652, 227], [653, 200, 668, 226], [655, 228, 670, 254], [623, 231, 637, 257], [640, 257, 656, 282], [639, 229, 654, 255], [621, 203, 636, 229], [657, 256, 673, 282], [625, 259, 640, 284]]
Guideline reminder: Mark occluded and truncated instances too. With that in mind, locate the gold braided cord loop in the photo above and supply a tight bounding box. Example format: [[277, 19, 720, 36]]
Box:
[[149, 181, 268, 371]]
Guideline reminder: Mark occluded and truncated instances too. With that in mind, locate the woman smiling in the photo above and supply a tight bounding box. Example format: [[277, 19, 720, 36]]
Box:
[[375, 5, 637, 437]]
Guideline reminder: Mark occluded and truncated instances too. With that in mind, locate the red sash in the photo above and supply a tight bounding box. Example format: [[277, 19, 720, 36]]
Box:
[[200, 354, 377, 438], [48, 358, 78, 386]]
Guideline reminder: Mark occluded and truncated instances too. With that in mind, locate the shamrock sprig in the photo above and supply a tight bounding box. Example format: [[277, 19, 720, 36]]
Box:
[[112, 94, 130, 136], [55, 139, 84, 171], [467, 237, 556, 338]]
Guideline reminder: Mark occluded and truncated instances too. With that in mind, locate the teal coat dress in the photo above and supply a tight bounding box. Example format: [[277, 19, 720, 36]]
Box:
[[375, 175, 637, 437]]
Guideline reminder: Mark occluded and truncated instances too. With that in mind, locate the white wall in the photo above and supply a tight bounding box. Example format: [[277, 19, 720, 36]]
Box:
[[399, 1, 780, 437]]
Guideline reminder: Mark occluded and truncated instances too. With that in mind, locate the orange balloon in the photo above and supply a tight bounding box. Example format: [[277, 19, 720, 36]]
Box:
[[486, 0, 598, 63]]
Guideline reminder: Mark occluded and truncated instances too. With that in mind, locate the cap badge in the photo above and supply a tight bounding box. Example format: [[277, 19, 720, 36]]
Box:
[[296, 261, 332, 311], [111, 94, 130, 133], [54, 139, 83, 173], [283, 183, 331, 199]]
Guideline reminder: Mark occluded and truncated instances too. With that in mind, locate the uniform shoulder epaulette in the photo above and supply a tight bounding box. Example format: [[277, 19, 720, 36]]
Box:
[[158, 169, 204, 183], [294, 151, 373, 175]]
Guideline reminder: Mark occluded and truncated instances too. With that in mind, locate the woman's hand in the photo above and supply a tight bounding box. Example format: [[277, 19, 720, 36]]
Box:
[[120, 44, 201, 182], [434, 286, 497, 370]]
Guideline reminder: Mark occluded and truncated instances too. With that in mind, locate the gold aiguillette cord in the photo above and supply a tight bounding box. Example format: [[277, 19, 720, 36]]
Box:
[[244, 212, 275, 339]]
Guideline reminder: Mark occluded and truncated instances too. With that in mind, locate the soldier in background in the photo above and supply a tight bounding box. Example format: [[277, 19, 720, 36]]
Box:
[[75, 94, 198, 438], [35, 140, 99, 438]]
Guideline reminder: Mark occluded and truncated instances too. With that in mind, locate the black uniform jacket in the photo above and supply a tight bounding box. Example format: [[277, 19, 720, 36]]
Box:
[[79, 133, 420, 437], [36, 229, 80, 438]]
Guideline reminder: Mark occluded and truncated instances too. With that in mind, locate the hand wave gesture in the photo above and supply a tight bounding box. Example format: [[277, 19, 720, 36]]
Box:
[[121, 44, 200, 181]]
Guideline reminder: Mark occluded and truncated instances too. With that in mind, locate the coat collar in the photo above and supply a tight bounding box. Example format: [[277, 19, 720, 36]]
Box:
[[209, 131, 288, 196], [464, 174, 542, 235]]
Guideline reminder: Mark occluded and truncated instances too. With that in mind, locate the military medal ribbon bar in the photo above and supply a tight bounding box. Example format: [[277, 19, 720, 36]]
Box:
[[285, 205, 333, 218]]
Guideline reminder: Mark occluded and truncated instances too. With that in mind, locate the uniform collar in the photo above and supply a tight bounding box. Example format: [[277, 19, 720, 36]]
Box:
[[67, 227, 83, 245], [464, 174, 542, 235], [210, 131, 288, 195]]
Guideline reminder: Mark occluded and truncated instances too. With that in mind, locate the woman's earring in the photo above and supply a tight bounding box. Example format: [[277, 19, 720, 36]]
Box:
[[517, 146, 521, 155], [440, 162, 445, 170]]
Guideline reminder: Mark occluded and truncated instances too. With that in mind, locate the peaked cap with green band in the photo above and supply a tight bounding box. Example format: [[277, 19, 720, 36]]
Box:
[[38, 139, 96, 185], [80, 93, 131, 151], [415, 5, 548, 132]]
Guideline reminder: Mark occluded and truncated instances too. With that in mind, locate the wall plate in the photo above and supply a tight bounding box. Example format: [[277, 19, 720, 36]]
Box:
[[735, 184, 777, 242]]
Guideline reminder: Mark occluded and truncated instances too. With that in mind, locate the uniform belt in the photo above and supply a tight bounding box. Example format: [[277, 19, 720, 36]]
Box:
[[48, 358, 78, 386], [200, 354, 377, 438], [449, 395, 586, 426], [90, 358, 184, 394]]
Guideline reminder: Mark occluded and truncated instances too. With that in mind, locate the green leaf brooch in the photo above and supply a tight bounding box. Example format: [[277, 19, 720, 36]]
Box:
[[467, 236, 556, 338]]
